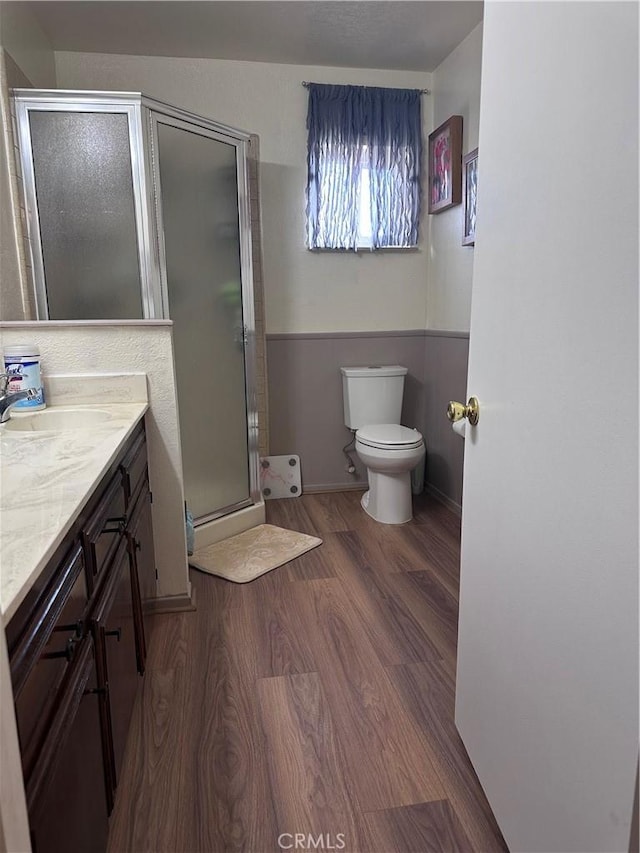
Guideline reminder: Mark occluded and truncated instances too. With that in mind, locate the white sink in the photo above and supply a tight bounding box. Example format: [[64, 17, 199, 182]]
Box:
[[3, 408, 114, 432]]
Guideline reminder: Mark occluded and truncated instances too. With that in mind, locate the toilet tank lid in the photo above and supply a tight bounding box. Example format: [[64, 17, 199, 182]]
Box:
[[340, 365, 407, 378]]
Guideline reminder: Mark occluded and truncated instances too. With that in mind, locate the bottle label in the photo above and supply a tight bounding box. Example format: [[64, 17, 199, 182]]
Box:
[[4, 358, 46, 409]]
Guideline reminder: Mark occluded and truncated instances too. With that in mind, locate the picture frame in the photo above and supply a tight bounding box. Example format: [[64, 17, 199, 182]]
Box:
[[462, 147, 478, 246], [428, 115, 463, 214]]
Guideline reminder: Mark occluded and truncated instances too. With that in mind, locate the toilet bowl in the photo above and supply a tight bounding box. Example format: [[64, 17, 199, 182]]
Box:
[[355, 424, 425, 524], [341, 365, 425, 524]]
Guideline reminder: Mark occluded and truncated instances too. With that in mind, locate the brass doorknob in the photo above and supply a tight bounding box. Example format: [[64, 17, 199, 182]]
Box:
[[447, 396, 480, 426]]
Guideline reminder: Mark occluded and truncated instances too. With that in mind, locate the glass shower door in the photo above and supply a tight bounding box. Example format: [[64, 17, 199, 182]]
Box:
[[153, 118, 251, 522]]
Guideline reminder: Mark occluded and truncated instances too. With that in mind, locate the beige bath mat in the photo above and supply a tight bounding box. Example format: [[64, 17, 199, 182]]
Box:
[[189, 523, 322, 583]]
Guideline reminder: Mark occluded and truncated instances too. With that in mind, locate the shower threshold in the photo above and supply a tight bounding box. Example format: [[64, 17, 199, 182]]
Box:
[[193, 500, 265, 550]]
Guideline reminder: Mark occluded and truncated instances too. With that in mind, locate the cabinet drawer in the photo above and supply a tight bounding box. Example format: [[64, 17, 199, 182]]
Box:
[[82, 470, 126, 590], [11, 546, 88, 778], [120, 428, 147, 510]]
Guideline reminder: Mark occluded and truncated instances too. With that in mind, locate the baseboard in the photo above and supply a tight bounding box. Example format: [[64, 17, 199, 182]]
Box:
[[143, 587, 197, 614], [302, 481, 367, 494], [425, 483, 462, 516], [302, 481, 461, 515]]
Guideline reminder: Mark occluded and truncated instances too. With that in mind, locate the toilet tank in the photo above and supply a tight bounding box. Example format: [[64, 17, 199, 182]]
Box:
[[340, 365, 408, 429]]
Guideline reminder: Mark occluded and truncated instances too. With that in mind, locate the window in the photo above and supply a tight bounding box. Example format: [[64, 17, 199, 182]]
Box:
[[358, 152, 373, 248], [306, 83, 422, 251]]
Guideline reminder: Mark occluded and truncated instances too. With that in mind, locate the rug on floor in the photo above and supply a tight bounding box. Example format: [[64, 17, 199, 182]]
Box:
[[189, 523, 322, 583]]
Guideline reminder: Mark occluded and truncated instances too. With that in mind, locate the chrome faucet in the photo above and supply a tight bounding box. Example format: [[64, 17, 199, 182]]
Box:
[[0, 373, 38, 423]]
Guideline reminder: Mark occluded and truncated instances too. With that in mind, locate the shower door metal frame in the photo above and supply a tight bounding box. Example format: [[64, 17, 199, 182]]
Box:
[[13, 88, 261, 523], [12, 89, 163, 320], [145, 98, 261, 523]]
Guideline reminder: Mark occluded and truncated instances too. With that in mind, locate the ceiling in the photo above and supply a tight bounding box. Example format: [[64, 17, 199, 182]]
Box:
[[13, 1, 484, 73]]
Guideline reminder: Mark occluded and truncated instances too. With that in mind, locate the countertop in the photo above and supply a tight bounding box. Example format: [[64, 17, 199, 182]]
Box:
[[0, 402, 148, 624]]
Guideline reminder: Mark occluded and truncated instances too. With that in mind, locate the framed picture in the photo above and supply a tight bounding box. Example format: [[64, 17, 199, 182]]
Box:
[[428, 115, 463, 214], [462, 147, 478, 246]]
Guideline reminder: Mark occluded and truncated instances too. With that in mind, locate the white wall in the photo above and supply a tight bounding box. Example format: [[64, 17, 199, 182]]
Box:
[[0, 623, 30, 852], [54, 51, 432, 334], [0, 0, 58, 322], [0, 322, 190, 603], [0, 2, 56, 86], [428, 23, 483, 332], [0, 50, 30, 322]]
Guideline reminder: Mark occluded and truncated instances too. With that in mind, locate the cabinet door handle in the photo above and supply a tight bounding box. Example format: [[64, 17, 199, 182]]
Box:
[[84, 685, 108, 696], [103, 517, 126, 534], [53, 619, 84, 637], [105, 628, 121, 642], [43, 636, 77, 662]]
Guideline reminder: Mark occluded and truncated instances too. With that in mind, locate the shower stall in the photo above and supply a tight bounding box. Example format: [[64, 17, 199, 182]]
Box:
[[13, 90, 262, 530]]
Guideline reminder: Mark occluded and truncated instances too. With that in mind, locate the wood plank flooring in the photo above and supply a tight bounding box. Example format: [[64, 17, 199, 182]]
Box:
[[107, 491, 508, 853]]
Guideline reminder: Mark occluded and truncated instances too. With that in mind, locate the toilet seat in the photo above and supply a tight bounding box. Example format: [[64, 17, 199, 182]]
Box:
[[356, 423, 423, 451]]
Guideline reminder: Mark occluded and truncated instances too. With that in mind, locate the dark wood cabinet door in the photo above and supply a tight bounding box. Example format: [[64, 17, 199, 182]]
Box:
[[120, 427, 147, 510], [11, 546, 88, 783], [92, 538, 139, 806], [82, 472, 127, 594], [128, 484, 156, 670], [28, 638, 109, 853], [129, 485, 156, 605]]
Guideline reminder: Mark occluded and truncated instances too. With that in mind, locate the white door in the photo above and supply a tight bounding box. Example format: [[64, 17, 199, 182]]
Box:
[[455, 4, 638, 853]]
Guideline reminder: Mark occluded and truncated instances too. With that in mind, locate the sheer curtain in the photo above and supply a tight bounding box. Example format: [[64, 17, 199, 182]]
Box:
[[306, 83, 422, 250]]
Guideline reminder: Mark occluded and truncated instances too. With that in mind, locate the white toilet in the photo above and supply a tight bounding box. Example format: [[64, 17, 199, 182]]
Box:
[[341, 365, 425, 524]]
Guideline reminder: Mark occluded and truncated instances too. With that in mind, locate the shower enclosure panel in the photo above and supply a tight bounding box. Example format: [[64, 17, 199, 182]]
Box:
[[13, 90, 261, 526], [12, 91, 161, 321]]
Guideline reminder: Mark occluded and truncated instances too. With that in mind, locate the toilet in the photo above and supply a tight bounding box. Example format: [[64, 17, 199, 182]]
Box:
[[341, 365, 425, 524]]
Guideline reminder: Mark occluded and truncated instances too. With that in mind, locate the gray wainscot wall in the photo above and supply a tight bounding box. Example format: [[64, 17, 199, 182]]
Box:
[[266, 329, 469, 511]]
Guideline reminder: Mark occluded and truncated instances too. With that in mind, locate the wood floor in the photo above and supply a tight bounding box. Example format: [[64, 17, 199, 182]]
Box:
[[107, 491, 508, 853]]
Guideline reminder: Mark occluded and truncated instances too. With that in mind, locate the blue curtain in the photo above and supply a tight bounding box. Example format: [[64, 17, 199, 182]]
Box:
[[306, 83, 422, 250]]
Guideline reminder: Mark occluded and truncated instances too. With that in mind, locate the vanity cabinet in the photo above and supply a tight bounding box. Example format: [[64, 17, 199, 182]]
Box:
[[6, 420, 155, 852]]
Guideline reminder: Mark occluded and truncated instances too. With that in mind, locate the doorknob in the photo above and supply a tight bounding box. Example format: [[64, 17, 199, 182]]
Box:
[[447, 397, 480, 426]]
